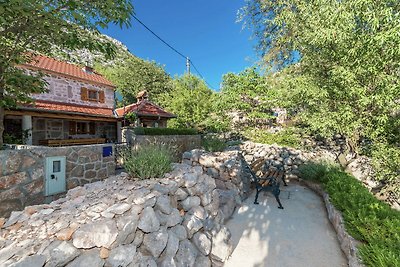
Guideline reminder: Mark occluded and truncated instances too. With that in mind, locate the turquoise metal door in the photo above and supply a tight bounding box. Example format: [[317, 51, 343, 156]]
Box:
[[45, 156, 66, 196]]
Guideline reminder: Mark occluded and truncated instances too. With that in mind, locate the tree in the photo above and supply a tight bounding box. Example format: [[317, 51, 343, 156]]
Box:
[[241, 0, 400, 162], [0, 0, 134, 146], [160, 74, 223, 131], [96, 55, 173, 105], [218, 67, 277, 129]]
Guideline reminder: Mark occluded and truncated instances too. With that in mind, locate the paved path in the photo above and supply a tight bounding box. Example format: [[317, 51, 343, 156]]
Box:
[[225, 183, 347, 267]]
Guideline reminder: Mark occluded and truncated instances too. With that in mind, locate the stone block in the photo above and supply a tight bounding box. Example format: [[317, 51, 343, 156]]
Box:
[[85, 170, 97, 179], [5, 153, 23, 175], [0, 186, 24, 201], [23, 179, 44, 195], [22, 155, 36, 169], [97, 169, 107, 179], [0, 172, 28, 190], [0, 199, 23, 218], [67, 178, 80, 190], [70, 165, 84, 178], [85, 163, 94, 171]]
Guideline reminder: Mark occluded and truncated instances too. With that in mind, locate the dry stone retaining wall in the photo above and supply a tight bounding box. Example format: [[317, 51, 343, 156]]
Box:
[[239, 141, 399, 209], [0, 144, 115, 217], [0, 150, 248, 267]]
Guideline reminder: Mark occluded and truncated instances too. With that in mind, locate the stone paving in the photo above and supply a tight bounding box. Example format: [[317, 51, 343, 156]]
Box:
[[225, 183, 347, 267]]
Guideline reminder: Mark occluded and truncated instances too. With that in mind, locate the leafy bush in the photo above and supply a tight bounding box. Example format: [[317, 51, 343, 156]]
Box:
[[301, 162, 400, 267], [371, 143, 400, 184], [298, 161, 340, 183], [202, 136, 227, 152], [133, 127, 198, 136], [122, 144, 173, 179], [244, 127, 302, 148], [3, 133, 23, 145]]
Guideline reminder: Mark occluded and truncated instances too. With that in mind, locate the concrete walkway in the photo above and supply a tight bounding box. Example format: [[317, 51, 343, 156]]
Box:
[[225, 183, 347, 267]]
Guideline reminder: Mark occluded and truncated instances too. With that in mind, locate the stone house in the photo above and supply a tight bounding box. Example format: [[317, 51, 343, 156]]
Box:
[[115, 91, 176, 128], [4, 55, 119, 146]]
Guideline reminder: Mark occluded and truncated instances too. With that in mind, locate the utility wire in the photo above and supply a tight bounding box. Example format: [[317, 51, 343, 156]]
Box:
[[132, 15, 187, 60], [132, 15, 216, 90], [190, 60, 215, 90]]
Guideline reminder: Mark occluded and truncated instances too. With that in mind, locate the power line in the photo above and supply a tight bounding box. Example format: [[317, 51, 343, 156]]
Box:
[[132, 15, 187, 60], [132, 15, 217, 90], [190, 60, 215, 90]]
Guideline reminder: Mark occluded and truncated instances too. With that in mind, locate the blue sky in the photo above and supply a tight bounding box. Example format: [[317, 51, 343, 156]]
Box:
[[101, 0, 257, 90]]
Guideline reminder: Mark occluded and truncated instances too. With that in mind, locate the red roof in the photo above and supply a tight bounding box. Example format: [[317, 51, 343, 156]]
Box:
[[23, 100, 115, 117], [21, 55, 114, 88], [115, 100, 176, 118]]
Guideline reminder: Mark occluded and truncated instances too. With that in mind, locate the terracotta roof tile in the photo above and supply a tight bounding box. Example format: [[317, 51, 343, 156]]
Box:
[[23, 100, 115, 117], [115, 100, 176, 118], [21, 55, 114, 87]]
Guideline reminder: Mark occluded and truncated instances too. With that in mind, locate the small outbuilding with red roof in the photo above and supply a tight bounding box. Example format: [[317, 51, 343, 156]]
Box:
[[115, 90, 176, 128]]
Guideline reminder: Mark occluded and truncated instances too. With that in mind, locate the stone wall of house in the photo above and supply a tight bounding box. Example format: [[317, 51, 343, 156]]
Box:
[[32, 73, 115, 109], [0, 150, 249, 267], [0, 144, 115, 217]]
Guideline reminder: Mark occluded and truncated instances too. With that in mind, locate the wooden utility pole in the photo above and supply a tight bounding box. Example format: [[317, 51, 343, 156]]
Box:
[[186, 57, 190, 75]]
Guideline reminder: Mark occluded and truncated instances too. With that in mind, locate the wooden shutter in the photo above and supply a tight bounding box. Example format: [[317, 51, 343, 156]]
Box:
[[81, 87, 88, 101], [89, 122, 96, 135], [69, 121, 77, 135], [99, 91, 105, 103]]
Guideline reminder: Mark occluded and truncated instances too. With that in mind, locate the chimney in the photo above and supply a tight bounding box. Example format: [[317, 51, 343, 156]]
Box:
[[136, 90, 148, 103], [82, 66, 94, 74]]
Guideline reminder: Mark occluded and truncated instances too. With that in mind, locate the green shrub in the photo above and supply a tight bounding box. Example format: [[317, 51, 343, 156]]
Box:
[[122, 144, 173, 179], [298, 161, 340, 183], [244, 127, 302, 148], [133, 127, 198, 136], [301, 162, 400, 267], [202, 136, 227, 152], [3, 133, 22, 144]]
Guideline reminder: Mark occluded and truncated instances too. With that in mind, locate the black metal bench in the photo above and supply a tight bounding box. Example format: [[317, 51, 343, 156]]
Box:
[[241, 155, 284, 209]]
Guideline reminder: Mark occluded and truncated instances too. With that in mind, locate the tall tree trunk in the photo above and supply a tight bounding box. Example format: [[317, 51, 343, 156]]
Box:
[[0, 76, 5, 147], [0, 106, 4, 147]]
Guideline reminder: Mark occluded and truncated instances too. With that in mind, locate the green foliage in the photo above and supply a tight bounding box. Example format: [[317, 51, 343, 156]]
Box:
[[241, 0, 399, 150], [2, 133, 22, 145], [122, 145, 173, 179], [124, 112, 137, 125], [133, 127, 198, 136], [298, 161, 340, 183], [96, 56, 172, 105], [160, 74, 225, 132], [202, 136, 227, 152], [371, 143, 400, 183], [371, 143, 400, 200], [300, 163, 400, 267], [244, 127, 302, 148], [216, 68, 278, 129], [0, 0, 134, 145]]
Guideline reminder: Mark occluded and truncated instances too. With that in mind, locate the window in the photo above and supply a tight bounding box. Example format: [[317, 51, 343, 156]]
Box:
[[69, 121, 96, 135], [88, 89, 98, 101], [76, 122, 87, 134], [81, 87, 105, 103]]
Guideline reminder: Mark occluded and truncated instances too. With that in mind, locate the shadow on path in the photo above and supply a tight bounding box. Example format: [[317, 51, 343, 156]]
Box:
[[225, 183, 347, 267]]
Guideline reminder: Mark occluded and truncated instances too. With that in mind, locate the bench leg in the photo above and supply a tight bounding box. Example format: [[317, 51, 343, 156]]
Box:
[[273, 187, 284, 209], [254, 188, 261, 205], [282, 177, 288, 186], [274, 194, 284, 209]]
